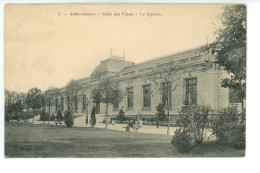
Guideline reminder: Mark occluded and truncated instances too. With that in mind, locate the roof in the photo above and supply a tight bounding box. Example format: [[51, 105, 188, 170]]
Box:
[[90, 56, 134, 78]]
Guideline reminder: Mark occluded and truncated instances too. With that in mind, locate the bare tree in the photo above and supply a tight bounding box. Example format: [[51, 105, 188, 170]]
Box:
[[65, 79, 81, 118], [45, 87, 59, 124], [93, 77, 123, 129], [149, 59, 181, 135]]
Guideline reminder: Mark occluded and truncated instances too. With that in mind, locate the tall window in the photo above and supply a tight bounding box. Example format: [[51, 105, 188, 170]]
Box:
[[143, 85, 151, 107], [185, 78, 197, 104], [67, 96, 70, 110], [74, 96, 78, 111], [61, 97, 64, 111], [82, 95, 86, 110], [55, 98, 58, 111], [127, 87, 134, 108], [162, 82, 172, 108], [229, 88, 240, 103]]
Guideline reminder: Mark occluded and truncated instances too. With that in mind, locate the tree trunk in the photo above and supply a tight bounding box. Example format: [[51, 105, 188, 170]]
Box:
[[48, 105, 50, 124], [32, 109, 34, 124], [241, 99, 244, 112], [105, 103, 108, 129], [167, 97, 170, 135]]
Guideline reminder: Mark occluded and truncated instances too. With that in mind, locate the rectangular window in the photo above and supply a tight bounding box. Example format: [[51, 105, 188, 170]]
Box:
[[83, 95, 86, 110], [185, 78, 197, 105], [229, 88, 241, 103], [127, 87, 134, 108], [61, 98, 64, 111], [55, 98, 58, 111], [162, 82, 172, 108], [143, 85, 151, 107], [67, 96, 70, 110], [114, 102, 119, 109], [74, 96, 78, 111]]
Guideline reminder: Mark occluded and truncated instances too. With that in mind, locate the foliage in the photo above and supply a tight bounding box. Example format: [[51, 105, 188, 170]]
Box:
[[65, 79, 81, 112], [178, 104, 212, 144], [64, 110, 73, 128], [226, 122, 245, 149], [26, 88, 44, 111], [44, 87, 59, 121], [40, 110, 48, 122], [117, 108, 125, 123], [156, 103, 167, 121], [211, 107, 245, 149], [91, 88, 102, 104], [202, 5, 246, 107], [57, 110, 63, 121], [50, 113, 56, 121], [171, 128, 193, 153], [149, 59, 181, 135], [5, 91, 26, 121], [90, 105, 96, 128], [93, 78, 124, 128]]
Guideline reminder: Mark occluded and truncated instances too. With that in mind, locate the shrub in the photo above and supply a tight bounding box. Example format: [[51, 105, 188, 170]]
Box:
[[226, 122, 245, 149], [212, 107, 239, 144], [64, 110, 73, 128], [211, 107, 245, 149], [117, 108, 125, 123], [40, 110, 48, 121], [90, 117, 96, 128], [156, 103, 167, 121], [178, 104, 212, 144], [171, 128, 193, 153], [57, 110, 63, 121], [50, 113, 56, 121]]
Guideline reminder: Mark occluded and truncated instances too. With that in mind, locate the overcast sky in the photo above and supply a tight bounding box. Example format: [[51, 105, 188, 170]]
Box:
[[5, 4, 224, 93]]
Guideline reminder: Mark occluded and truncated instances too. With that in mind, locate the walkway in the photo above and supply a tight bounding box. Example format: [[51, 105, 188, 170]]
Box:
[[28, 115, 215, 140]]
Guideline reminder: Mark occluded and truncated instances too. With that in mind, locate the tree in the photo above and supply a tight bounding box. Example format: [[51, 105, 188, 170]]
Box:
[[94, 78, 124, 129], [45, 87, 59, 124], [149, 59, 181, 135], [65, 79, 81, 124], [26, 88, 44, 124], [5, 92, 24, 122], [202, 5, 246, 110]]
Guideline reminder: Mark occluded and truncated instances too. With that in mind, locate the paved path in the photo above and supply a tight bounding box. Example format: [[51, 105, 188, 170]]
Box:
[[28, 115, 215, 140]]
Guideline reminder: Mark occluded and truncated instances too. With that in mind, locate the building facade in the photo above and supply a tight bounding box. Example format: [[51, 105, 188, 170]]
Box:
[[47, 47, 241, 121]]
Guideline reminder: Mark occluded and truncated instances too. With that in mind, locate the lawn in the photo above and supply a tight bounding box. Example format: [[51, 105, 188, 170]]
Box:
[[5, 122, 245, 158]]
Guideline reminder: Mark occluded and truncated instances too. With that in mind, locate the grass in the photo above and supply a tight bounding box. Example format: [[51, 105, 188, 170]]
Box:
[[5, 122, 245, 158]]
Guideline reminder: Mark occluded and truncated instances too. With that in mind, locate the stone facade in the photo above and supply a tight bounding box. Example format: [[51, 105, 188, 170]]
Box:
[[46, 47, 241, 121]]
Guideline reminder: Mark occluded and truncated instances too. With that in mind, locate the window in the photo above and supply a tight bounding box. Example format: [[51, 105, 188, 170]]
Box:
[[127, 87, 134, 108], [74, 96, 78, 111], [113, 102, 119, 109], [55, 98, 58, 111], [184, 78, 197, 104], [96, 102, 100, 114], [162, 82, 172, 108], [61, 98, 64, 111], [143, 85, 151, 107], [82, 95, 86, 110], [67, 96, 70, 110], [229, 88, 241, 103]]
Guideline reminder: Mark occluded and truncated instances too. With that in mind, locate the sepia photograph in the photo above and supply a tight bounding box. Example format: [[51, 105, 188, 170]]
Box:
[[4, 3, 246, 158]]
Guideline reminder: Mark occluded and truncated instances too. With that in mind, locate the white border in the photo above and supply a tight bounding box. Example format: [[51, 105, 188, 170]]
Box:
[[1, 1, 260, 173]]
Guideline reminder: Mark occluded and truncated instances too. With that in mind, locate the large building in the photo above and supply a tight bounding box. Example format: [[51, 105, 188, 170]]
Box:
[[47, 47, 241, 121]]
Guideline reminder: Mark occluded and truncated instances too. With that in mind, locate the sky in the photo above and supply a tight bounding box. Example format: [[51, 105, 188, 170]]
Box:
[[4, 4, 224, 93]]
